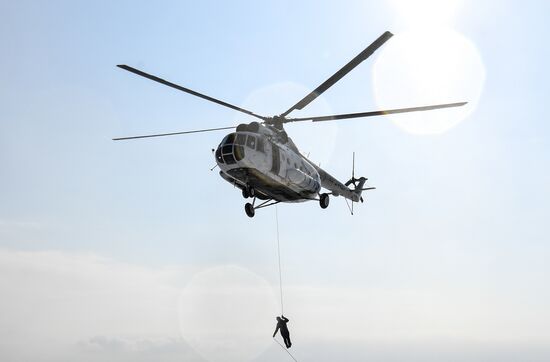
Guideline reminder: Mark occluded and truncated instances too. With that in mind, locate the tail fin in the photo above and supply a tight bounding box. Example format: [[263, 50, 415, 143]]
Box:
[[353, 177, 368, 199], [346, 176, 374, 202], [345, 152, 375, 203]]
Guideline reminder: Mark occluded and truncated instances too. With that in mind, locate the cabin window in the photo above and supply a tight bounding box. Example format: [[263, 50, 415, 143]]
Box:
[[256, 138, 265, 153], [236, 133, 246, 145], [246, 135, 256, 149]]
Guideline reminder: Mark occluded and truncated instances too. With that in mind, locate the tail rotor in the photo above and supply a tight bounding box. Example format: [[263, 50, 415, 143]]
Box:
[[344, 152, 374, 215]]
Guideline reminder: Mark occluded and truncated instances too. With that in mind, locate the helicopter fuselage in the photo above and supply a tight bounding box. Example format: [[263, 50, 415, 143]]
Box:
[[215, 127, 321, 202]]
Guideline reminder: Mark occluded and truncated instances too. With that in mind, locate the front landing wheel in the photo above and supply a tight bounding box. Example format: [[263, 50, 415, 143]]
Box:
[[245, 203, 255, 218], [320, 193, 330, 209]]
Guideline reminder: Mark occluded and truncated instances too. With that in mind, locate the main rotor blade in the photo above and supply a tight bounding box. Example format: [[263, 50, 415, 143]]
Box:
[[280, 31, 393, 117], [113, 125, 236, 141], [287, 102, 468, 123], [117, 65, 266, 121]]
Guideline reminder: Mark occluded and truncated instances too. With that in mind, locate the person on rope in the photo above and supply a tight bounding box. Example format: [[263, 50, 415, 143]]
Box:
[[273, 315, 292, 348]]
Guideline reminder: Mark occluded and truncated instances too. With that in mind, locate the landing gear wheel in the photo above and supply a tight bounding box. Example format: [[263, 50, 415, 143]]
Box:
[[242, 185, 254, 198], [245, 203, 255, 218], [320, 193, 330, 209]]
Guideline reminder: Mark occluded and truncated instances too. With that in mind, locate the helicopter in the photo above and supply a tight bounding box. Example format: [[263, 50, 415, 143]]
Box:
[[114, 31, 466, 217]]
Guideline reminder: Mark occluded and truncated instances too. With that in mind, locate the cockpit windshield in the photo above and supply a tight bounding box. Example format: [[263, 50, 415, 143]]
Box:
[[222, 133, 236, 146], [217, 133, 241, 165], [216, 132, 265, 165]]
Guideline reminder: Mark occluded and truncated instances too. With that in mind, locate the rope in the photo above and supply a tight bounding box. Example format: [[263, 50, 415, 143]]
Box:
[[273, 337, 298, 362], [275, 205, 284, 315], [273, 207, 299, 362]]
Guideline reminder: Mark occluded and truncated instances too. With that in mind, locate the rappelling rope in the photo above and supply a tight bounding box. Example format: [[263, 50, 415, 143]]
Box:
[[273, 337, 298, 362], [275, 205, 284, 315], [273, 206, 299, 362]]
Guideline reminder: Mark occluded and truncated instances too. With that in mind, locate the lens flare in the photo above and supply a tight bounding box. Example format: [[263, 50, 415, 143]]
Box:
[[387, 0, 464, 27], [373, 28, 485, 135]]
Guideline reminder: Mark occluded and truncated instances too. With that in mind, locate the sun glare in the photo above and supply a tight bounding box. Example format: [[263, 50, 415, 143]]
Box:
[[388, 0, 464, 27], [375, 1, 485, 135], [373, 28, 485, 135]]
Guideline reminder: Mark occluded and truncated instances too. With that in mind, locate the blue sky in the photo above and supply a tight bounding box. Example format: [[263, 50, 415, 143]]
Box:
[[1, 1, 550, 361]]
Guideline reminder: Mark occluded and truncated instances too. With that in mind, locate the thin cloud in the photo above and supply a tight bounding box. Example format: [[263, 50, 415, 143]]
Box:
[[1, 249, 549, 362]]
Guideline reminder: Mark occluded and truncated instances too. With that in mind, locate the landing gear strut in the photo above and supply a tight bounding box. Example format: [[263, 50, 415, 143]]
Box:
[[319, 193, 330, 209], [244, 197, 280, 218]]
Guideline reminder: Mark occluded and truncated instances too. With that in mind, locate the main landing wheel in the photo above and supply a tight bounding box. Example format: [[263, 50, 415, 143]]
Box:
[[242, 185, 255, 199], [319, 193, 330, 209], [245, 203, 255, 218]]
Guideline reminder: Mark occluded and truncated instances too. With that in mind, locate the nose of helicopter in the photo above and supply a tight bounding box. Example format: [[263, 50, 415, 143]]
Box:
[[215, 131, 267, 170], [215, 132, 246, 166]]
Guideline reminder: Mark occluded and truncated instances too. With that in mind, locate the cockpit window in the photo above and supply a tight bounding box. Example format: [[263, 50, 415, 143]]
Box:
[[234, 145, 245, 161], [222, 145, 232, 155], [246, 135, 256, 149], [217, 132, 252, 165], [215, 147, 223, 163], [236, 133, 246, 145], [223, 152, 236, 164], [223, 133, 236, 145]]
